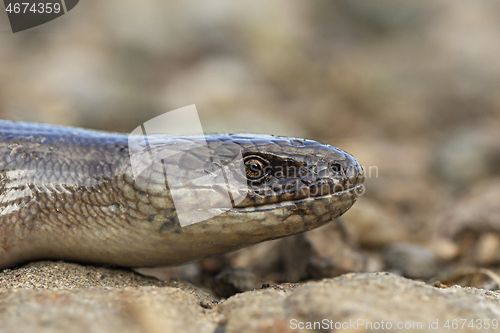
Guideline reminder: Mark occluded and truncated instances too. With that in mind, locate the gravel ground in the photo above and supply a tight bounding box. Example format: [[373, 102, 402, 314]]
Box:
[[1, 1, 500, 331]]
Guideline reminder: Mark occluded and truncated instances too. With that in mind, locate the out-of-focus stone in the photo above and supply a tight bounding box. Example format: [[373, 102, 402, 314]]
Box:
[[437, 179, 500, 238], [343, 199, 407, 248], [434, 178, 500, 266], [428, 239, 460, 261], [433, 128, 500, 189], [383, 243, 441, 279], [476, 233, 500, 266], [303, 221, 367, 279], [226, 220, 367, 283], [212, 267, 257, 298], [184, 219, 368, 286]]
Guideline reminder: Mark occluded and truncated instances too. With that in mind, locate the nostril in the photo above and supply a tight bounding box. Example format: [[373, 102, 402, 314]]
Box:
[[330, 162, 343, 174]]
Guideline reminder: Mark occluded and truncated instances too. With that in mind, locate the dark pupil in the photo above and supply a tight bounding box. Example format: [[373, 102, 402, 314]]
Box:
[[246, 160, 263, 179], [330, 163, 343, 173], [250, 162, 260, 170]]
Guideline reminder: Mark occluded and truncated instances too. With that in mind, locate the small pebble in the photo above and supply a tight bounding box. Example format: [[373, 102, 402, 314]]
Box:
[[384, 243, 440, 280], [212, 268, 257, 298]]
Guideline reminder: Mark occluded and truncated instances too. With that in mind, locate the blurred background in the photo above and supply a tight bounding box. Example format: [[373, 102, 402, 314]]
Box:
[[2, 0, 500, 292]]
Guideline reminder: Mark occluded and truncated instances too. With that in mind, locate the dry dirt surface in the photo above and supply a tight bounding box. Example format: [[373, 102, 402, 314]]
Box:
[[2, 1, 500, 331], [2, 262, 500, 333]]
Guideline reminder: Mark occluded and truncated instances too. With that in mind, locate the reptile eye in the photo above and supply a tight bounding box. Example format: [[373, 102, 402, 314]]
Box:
[[330, 162, 343, 174], [244, 155, 270, 182]]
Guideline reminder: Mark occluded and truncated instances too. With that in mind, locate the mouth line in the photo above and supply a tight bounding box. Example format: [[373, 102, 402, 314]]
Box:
[[231, 184, 364, 212]]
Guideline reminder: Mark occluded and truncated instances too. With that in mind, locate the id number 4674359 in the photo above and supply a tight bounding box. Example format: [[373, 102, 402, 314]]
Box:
[[5, 2, 62, 14]]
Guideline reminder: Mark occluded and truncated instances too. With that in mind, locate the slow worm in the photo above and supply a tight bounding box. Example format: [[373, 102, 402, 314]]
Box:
[[0, 120, 364, 269]]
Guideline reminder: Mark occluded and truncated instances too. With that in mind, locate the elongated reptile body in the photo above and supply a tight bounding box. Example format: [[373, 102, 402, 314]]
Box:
[[0, 120, 364, 269]]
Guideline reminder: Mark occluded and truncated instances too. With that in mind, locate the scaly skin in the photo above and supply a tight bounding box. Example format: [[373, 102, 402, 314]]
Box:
[[0, 120, 364, 269]]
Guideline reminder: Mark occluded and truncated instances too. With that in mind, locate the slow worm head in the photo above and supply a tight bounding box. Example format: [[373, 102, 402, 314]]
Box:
[[0, 121, 364, 268]]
